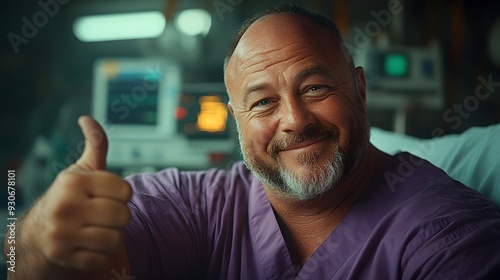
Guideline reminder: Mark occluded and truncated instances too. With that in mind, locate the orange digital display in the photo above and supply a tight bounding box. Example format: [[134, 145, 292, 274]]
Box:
[[196, 96, 228, 133]]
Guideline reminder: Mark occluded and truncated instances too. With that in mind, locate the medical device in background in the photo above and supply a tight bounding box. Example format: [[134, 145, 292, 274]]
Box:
[[92, 59, 238, 174], [354, 43, 443, 133]]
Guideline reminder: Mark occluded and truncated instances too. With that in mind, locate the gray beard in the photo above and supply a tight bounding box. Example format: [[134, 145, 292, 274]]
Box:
[[237, 118, 369, 201], [238, 128, 348, 201], [273, 146, 345, 200]]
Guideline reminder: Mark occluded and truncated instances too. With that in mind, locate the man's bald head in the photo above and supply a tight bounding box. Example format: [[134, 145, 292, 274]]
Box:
[[223, 3, 350, 74]]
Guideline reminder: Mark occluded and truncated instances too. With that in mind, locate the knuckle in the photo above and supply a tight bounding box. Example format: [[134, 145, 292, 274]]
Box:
[[103, 204, 129, 227], [44, 243, 67, 263], [77, 254, 107, 271], [55, 171, 87, 190], [112, 176, 133, 201], [122, 181, 133, 200], [46, 224, 70, 244], [118, 205, 132, 225], [124, 206, 132, 224], [51, 200, 79, 220], [45, 221, 77, 246], [105, 231, 123, 250]]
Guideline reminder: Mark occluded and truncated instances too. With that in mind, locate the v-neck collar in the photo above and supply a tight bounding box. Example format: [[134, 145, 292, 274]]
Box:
[[247, 155, 403, 280], [248, 176, 294, 279]]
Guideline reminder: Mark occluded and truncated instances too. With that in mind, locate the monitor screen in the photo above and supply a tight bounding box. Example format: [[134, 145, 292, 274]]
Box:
[[176, 84, 231, 139], [92, 58, 181, 140], [106, 73, 160, 126], [382, 53, 409, 78]]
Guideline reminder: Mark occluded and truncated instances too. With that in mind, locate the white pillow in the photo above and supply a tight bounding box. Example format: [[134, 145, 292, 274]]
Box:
[[371, 124, 500, 206]]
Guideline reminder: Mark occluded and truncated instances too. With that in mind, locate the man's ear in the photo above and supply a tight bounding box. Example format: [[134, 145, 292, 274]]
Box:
[[227, 101, 235, 118], [355, 66, 367, 102]]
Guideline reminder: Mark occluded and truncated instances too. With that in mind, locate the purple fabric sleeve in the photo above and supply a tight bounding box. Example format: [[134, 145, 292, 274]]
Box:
[[122, 153, 500, 280], [123, 162, 262, 279]]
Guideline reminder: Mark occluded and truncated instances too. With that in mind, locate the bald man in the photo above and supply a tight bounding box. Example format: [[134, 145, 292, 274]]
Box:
[[7, 4, 500, 280]]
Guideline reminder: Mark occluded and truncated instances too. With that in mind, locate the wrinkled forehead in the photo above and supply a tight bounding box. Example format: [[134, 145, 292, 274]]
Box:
[[224, 13, 350, 91], [235, 14, 336, 62]]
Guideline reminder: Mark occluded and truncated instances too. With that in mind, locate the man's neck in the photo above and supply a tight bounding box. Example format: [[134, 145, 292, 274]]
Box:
[[265, 146, 390, 265]]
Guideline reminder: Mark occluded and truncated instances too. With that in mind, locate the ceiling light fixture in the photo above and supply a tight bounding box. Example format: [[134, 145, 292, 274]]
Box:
[[176, 9, 212, 36], [73, 11, 166, 42]]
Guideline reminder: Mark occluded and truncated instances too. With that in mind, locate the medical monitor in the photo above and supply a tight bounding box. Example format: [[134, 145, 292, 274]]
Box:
[[354, 43, 443, 110], [92, 65, 237, 169], [380, 52, 410, 78], [176, 83, 231, 140], [92, 58, 181, 140]]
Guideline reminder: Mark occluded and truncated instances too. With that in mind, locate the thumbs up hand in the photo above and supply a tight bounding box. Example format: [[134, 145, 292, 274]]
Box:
[[25, 116, 132, 271], [76, 116, 109, 171]]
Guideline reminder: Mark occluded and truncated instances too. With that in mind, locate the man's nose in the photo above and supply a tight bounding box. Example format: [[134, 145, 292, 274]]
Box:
[[278, 98, 314, 133]]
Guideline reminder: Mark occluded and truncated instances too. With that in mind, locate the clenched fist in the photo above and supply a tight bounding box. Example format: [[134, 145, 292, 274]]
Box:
[[25, 116, 132, 271]]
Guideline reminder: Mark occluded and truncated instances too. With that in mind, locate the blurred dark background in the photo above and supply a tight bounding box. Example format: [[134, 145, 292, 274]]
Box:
[[1, 0, 500, 201], [0, 0, 499, 275]]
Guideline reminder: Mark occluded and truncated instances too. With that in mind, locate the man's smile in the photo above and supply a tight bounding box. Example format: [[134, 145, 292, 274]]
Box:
[[279, 135, 329, 153]]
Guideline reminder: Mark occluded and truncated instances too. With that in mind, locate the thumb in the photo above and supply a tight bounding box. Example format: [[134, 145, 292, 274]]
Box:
[[76, 116, 108, 171]]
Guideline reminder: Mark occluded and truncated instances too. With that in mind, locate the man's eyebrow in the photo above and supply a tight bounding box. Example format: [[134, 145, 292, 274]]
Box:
[[294, 66, 332, 82], [243, 83, 270, 106], [241, 67, 331, 105]]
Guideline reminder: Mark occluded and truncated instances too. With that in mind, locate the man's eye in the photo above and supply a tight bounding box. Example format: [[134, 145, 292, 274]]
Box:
[[308, 86, 322, 92], [256, 99, 271, 106]]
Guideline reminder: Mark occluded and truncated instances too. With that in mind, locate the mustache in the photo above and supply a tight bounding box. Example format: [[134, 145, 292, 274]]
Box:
[[270, 125, 340, 158]]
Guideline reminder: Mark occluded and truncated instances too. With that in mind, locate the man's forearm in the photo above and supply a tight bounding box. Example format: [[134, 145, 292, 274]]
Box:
[[4, 208, 62, 279], [3, 207, 103, 280], [3, 208, 128, 280]]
